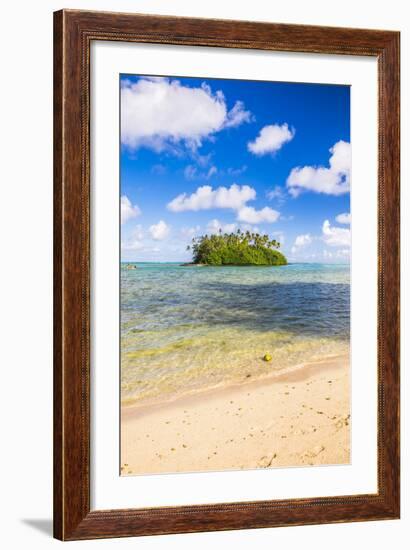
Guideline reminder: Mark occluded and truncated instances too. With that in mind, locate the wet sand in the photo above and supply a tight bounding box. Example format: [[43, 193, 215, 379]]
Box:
[[121, 353, 350, 475]]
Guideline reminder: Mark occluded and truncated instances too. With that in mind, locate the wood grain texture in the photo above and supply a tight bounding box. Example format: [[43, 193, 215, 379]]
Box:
[[53, 10, 63, 541], [53, 9, 400, 541]]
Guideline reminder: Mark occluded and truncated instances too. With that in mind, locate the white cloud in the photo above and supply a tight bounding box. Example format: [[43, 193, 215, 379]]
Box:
[[167, 184, 256, 212], [121, 195, 141, 225], [287, 140, 351, 196], [294, 233, 312, 247], [290, 233, 312, 255], [121, 225, 144, 250], [224, 101, 252, 128], [322, 219, 351, 247], [184, 164, 217, 180], [248, 123, 295, 156], [149, 220, 170, 240], [323, 248, 350, 260], [271, 230, 285, 245], [237, 206, 280, 224], [206, 219, 237, 234], [121, 77, 251, 152], [180, 225, 201, 239], [266, 185, 287, 204], [240, 224, 261, 234], [335, 212, 351, 224], [168, 183, 281, 226]]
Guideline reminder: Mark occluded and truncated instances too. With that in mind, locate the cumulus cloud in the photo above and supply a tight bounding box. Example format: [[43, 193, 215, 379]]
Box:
[[287, 141, 351, 197], [167, 184, 256, 212], [295, 234, 312, 247], [248, 123, 295, 156], [121, 77, 251, 152], [180, 225, 201, 239], [236, 206, 280, 224], [290, 233, 312, 255], [168, 183, 280, 225], [121, 225, 144, 250], [335, 212, 351, 224], [149, 220, 170, 240], [206, 219, 238, 234], [240, 224, 261, 234], [322, 219, 351, 247], [121, 195, 141, 225]]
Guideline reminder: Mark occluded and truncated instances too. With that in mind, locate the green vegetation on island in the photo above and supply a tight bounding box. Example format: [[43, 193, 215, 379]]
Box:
[[186, 229, 287, 266]]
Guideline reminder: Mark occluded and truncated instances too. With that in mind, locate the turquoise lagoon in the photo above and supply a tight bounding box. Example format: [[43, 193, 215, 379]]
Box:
[[121, 263, 350, 406]]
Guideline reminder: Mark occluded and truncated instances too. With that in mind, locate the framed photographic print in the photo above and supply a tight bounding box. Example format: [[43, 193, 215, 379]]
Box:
[[54, 9, 400, 540]]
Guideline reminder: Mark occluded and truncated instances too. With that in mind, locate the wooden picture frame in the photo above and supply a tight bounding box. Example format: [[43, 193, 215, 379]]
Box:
[[54, 9, 400, 540]]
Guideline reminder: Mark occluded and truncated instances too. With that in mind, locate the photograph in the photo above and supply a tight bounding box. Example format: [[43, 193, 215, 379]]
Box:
[[48, 5, 400, 542], [0, 0, 403, 544], [119, 74, 351, 476]]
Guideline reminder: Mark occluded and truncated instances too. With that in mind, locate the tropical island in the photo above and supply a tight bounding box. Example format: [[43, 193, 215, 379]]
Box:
[[185, 229, 287, 266]]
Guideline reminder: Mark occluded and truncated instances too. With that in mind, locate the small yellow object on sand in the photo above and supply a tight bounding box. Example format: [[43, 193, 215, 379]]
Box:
[[263, 354, 272, 362]]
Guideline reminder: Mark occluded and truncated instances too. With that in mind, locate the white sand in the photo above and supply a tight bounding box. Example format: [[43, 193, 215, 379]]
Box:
[[121, 354, 350, 475]]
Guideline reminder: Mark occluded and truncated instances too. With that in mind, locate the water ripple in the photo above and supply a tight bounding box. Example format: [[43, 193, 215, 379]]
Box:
[[121, 263, 350, 404]]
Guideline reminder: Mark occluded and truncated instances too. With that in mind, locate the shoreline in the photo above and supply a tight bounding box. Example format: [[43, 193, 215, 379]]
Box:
[[121, 353, 350, 475], [121, 351, 349, 415]]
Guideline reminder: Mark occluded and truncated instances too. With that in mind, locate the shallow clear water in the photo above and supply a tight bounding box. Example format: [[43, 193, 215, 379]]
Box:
[[121, 263, 350, 405]]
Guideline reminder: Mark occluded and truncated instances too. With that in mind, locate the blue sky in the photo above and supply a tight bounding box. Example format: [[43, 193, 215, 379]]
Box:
[[120, 74, 351, 263]]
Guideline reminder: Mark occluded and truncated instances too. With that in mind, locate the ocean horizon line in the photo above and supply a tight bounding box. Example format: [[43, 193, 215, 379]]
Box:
[[120, 260, 350, 266]]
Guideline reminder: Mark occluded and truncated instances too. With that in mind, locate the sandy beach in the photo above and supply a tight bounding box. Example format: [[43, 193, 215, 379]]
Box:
[[121, 353, 350, 475]]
